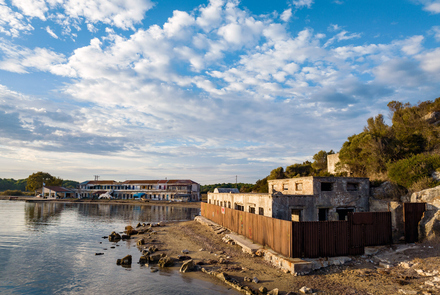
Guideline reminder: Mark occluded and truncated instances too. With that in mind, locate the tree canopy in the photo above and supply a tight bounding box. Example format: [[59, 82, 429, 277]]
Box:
[[26, 172, 63, 192]]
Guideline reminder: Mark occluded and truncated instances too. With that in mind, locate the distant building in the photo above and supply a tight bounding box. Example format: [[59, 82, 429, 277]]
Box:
[[77, 179, 200, 201], [214, 188, 239, 193], [207, 176, 369, 221], [39, 186, 75, 199], [327, 153, 351, 175]]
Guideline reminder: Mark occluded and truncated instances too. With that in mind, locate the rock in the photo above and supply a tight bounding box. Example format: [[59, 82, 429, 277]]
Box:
[[419, 210, 440, 241], [398, 289, 418, 295], [158, 256, 174, 268], [136, 222, 142, 228], [199, 248, 205, 251], [218, 258, 228, 264], [180, 259, 195, 273], [95, 253, 104, 255], [252, 277, 259, 283], [149, 254, 161, 263], [150, 267, 159, 273], [299, 286, 313, 294], [117, 255, 132, 266], [125, 225, 138, 236], [136, 239, 145, 246], [268, 288, 279, 295], [139, 255, 149, 264], [244, 277, 252, 282], [379, 262, 393, 269], [121, 234, 130, 240], [255, 249, 265, 257], [206, 259, 217, 265], [178, 255, 192, 260], [399, 262, 413, 269], [411, 185, 440, 204], [148, 245, 158, 253], [371, 181, 407, 201], [102, 236, 108, 239], [108, 231, 121, 242], [181, 249, 189, 254], [259, 286, 268, 293], [216, 272, 230, 282]]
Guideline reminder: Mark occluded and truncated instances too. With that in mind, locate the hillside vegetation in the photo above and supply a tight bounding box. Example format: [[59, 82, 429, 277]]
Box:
[[247, 98, 440, 193]]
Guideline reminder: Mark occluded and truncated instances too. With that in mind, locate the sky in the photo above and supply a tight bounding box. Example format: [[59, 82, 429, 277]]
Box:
[[0, 0, 440, 184]]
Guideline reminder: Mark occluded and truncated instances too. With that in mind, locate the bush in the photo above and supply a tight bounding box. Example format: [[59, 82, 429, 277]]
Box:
[[388, 154, 440, 189], [0, 190, 30, 196], [409, 176, 439, 192]]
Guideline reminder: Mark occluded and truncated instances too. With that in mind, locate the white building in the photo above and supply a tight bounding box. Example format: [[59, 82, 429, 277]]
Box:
[[77, 179, 200, 201]]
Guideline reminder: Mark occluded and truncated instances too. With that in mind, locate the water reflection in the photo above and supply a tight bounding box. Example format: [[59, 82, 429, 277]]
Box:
[[24, 202, 200, 230]]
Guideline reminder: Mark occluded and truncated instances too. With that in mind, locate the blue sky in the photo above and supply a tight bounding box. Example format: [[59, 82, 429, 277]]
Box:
[[0, 0, 440, 184]]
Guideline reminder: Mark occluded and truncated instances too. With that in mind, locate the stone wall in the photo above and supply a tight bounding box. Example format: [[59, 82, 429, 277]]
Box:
[[268, 177, 314, 195]]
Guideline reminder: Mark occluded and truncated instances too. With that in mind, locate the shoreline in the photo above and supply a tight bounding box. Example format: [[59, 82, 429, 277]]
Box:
[[0, 196, 201, 209], [116, 218, 440, 295]]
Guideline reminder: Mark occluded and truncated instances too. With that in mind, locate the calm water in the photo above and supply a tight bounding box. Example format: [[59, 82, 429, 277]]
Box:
[[0, 200, 236, 294]]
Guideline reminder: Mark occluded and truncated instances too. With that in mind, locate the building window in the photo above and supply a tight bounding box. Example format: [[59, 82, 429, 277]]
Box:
[[291, 209, 302, 222], [259, 207, 264, 216], [228, 201, 231, 209], [249, 207, 256, 214], [318, 208, 328, 221], [235, 204, 244, 211], [283, 184, 288, 191], [296, 183, 303, 191], [347, 183, 359, 191], [321, 182, 333, 191], [337, 208, 354, 221]]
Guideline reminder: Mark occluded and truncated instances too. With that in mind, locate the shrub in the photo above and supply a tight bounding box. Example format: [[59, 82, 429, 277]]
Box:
[[388, 154, 440, 188], [409, 176, 439, 192]]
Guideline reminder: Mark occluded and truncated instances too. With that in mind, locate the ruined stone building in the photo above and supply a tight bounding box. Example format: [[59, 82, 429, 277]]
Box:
[[207, 176, 369, 221]]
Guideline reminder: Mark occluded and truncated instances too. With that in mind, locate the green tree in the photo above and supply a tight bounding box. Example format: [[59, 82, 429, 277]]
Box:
[[285, 161, 313, 178], [388, 154, 440, 189], [26, 172, 63, 192]]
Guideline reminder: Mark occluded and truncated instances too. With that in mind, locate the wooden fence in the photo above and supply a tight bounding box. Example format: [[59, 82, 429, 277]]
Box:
[[201, 202, 392, 258]]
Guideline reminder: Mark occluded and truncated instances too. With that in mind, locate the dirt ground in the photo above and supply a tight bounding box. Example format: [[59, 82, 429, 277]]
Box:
[[129, 220, 440, 295]]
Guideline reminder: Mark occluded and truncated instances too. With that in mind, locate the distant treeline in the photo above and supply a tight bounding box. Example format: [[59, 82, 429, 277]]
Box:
[[0, 177, 79, 192]]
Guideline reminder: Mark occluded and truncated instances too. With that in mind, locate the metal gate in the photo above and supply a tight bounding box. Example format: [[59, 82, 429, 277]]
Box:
[[404, 203, 426, 243]]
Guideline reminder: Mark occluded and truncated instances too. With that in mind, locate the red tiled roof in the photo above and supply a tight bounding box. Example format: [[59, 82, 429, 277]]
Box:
[[44, 186, 73, 192]]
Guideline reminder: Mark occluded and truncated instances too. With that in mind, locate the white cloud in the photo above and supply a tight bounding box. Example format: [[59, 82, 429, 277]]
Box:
[[420, 0, 440, 13], [292, 0, 314, 9], [0, 3, 34, 37], [45, 26, 58, 38], [163, 10, 195, 38], [11, 0, 48, 20], [0, 41, 66, 73], [431, 26, 440, 41], [280, 9, 292, 22]]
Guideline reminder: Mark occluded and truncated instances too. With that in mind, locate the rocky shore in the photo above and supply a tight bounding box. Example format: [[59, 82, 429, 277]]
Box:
[[103, 217, 440, 295]]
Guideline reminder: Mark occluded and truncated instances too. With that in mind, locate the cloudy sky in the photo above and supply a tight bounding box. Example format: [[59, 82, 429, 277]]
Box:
[[0, 0, 439, 184]]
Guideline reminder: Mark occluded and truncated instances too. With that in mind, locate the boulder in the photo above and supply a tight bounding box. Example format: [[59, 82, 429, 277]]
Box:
[[125, 225, 138, 236], [108, 231, 121, 242], [299, 286, 313, 294], [419, 210, 440, 241], [149, 254, 161, 263], [411, 185, 440, 204], [268, 288, 279, 295], [370, 181, 408, 201], [139, 255, 149, 264], [148, 245, 158, 253], [158, 256, 174, 268], [181, 249, 189, 254], [136, 239, 145, 246], [252, 277, 259, 283], [117, 255, 132, 266], [180, 259, 195, 273], [259, 286, 268, 293], [216, 272, 230, 282]]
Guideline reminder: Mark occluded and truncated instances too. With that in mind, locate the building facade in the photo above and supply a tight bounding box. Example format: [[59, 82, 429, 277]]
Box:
[[207, 176, 369, 221], [77, 179, 200, 201]]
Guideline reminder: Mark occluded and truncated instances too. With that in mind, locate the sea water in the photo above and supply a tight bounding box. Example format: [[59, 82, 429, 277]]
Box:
[[0, 200, 236, 294]]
